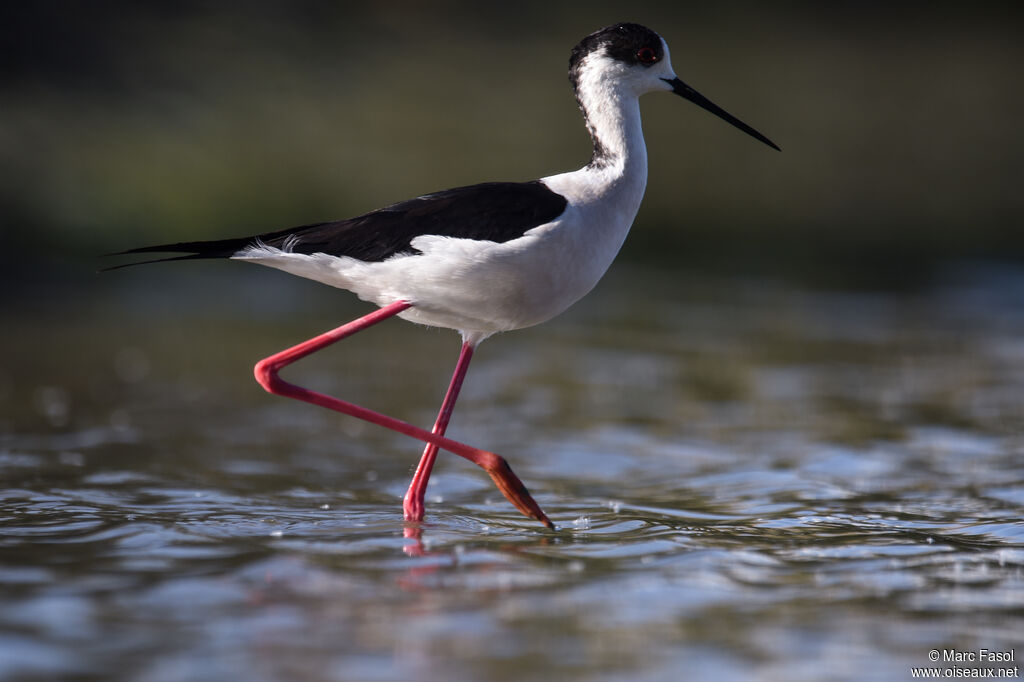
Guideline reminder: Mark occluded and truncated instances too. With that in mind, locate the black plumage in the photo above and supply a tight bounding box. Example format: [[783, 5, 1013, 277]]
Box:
[[111, 180, 567, 268]]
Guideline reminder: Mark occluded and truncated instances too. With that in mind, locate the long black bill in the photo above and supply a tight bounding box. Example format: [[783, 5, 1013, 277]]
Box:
[[663, 77, 780, 151]]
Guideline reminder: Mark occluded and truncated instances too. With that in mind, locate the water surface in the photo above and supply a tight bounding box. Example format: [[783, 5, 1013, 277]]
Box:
[[2, 264, 1023, 681]]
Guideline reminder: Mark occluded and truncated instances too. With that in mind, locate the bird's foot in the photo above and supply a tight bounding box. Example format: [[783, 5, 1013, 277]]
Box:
[[485, 457, 554, 529]]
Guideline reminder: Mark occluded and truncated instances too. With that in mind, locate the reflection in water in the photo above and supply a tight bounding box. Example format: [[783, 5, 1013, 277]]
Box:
[[2, 266, 1024, 681]]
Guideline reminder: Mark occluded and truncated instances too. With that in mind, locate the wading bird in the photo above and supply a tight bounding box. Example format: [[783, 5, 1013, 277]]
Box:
[[112, 23, 779, 529]]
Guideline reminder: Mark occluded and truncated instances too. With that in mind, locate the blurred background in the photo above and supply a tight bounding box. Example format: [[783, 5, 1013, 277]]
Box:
[[3, 0, 1022, 295], [4, 6, 1024, 680]]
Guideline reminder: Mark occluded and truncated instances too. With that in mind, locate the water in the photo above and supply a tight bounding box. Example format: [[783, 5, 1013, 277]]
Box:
[[2, 264, 1023, 681]]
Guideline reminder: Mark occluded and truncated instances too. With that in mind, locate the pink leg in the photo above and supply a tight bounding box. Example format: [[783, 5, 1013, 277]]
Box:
[[403, 341, 474, 523], [253, 301, 552, 528]]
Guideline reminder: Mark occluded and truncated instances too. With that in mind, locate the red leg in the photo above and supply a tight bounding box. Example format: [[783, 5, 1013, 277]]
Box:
[[253, 301, 552, 528], [403, 341, 474, 523]]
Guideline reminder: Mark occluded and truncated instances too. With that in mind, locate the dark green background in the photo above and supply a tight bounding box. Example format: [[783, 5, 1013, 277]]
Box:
[[3, 2, 1022, 290]]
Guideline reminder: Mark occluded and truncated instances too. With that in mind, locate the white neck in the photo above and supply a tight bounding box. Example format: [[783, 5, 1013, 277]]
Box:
[[576, 65, 648, 179], [544, 53, 649, 222]]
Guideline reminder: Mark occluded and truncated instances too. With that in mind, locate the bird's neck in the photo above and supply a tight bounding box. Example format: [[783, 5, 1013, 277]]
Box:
[[541, 60, 651, 231], [576, 75, 648, 181], [544, 74, 647, 222]]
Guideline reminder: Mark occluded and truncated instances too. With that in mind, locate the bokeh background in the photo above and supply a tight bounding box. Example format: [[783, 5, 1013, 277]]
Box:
[[4, 5, 1024, 681], [3, 1, 1022, 293]]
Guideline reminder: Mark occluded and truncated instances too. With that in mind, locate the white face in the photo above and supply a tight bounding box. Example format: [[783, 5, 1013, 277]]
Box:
[[647, 39, 680, 93], [577, 38, 680, 99]]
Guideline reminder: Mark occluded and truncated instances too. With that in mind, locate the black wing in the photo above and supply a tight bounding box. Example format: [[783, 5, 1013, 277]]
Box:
[[108, 180, 568, 268]]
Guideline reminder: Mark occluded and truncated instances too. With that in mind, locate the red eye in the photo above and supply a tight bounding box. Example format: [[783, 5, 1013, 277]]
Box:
[[636, 47, 658, 64]]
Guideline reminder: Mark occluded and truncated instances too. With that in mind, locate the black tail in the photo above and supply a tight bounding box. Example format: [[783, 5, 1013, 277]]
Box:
[[101, 236, 255, 271]]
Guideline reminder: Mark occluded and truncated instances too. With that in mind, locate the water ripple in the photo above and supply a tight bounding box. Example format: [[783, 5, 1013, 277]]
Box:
[[5, 271, 1024, 680]]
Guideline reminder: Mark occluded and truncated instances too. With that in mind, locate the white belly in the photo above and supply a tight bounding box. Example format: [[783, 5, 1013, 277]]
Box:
[[235, 170, 645, 342], [236, 216, 620, 342]]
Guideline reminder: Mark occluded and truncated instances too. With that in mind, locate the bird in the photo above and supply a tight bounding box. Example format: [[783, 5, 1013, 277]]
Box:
[[110, 23, 779, 530]]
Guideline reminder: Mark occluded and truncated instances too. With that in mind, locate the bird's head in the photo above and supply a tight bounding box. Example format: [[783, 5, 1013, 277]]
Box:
[[569, 23, 779, 151]]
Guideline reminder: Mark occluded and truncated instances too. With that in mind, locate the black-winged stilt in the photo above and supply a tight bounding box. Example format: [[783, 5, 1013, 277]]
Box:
[[111, 23, 779, 529]]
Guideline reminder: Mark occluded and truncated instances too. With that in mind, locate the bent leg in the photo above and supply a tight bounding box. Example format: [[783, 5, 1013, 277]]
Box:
[[253, 302, 552, 528]]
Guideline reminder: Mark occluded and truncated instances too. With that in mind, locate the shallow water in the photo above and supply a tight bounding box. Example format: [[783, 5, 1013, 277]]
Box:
[[3, 264, 1024, 681]]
